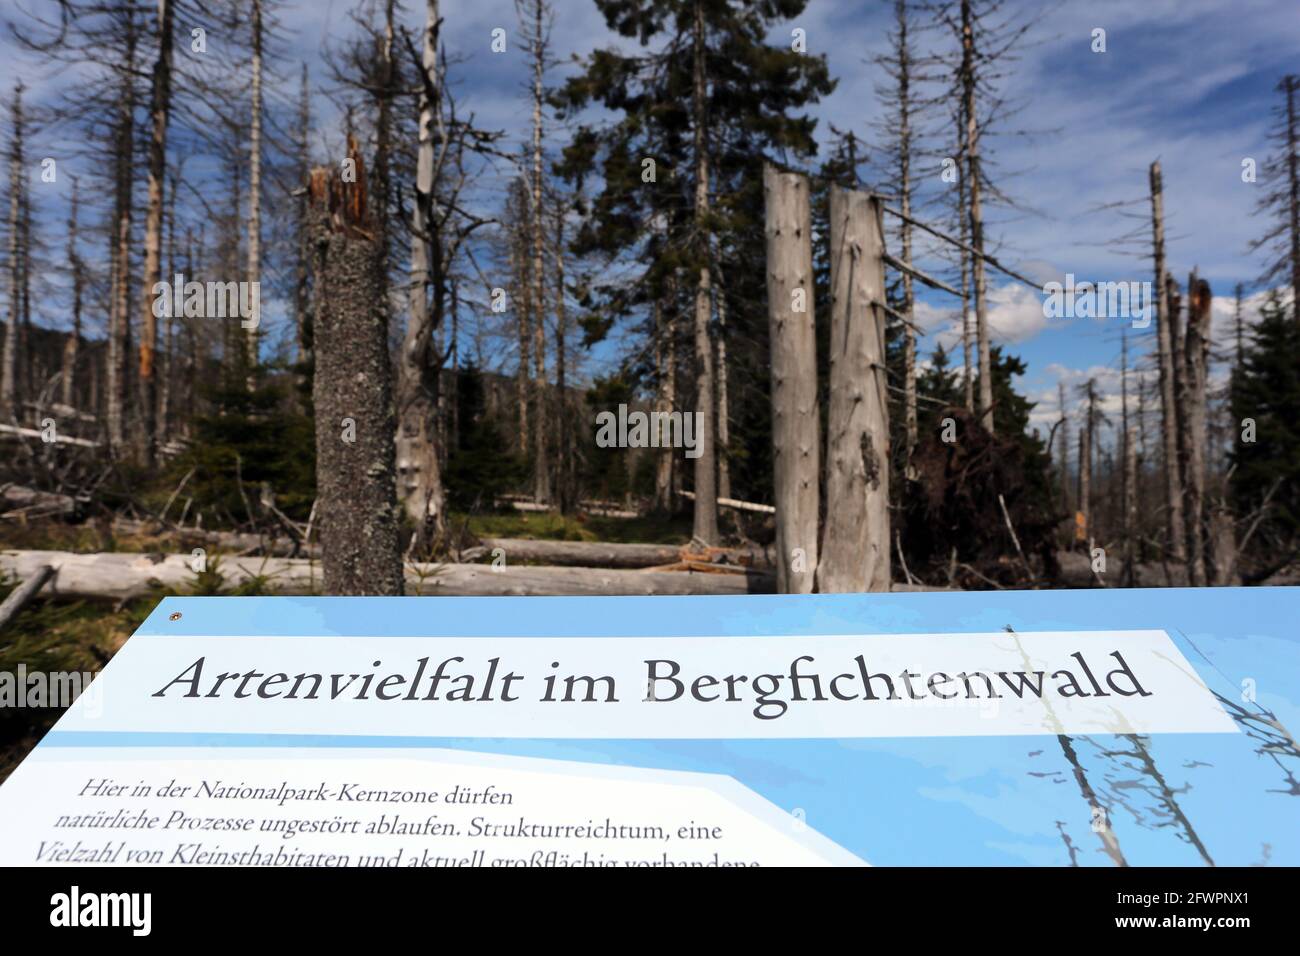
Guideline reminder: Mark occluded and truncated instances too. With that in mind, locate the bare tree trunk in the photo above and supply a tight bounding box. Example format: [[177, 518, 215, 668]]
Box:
[[1149, 160, 1186, 563], [961, 0, 993, 432], [715, 270, 732, 501], [1078, 385, 1093, 548], [958, 164, 973, 413], [763, 165, 820, 594], [513, 201, 531, 455], [137, 0, 175, 466], [1182, 273, 1212, 586], [159, 163, 177, 442], [397, 0, 448, 547], [61, 178, 82, 410], [819, 184, 890, 593], [245, 0, 263, 382], [527, 0, 551, 505], [108, 20, 138, 454], [553, 199, 573, 514], [1, 83, 21, 423], [1124, 426, 1137, 586], [895, 0, 917, 477], [1285, 75, 1300, 324], [307, 147, 403, 596], [690, 0, 718, 544], [1058, 382, 1070, 521], [294, 63, 312, 370]]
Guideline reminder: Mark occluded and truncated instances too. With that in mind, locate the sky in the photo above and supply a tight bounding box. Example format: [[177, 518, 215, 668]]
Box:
[[2, 0, 1298, 447]]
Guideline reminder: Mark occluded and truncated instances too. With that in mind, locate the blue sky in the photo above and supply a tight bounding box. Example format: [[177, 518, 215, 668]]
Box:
[[3, 0, 1298, 446]]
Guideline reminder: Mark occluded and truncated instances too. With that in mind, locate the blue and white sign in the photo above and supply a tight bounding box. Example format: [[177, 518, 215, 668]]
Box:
[[1, 587, 1296, 866]]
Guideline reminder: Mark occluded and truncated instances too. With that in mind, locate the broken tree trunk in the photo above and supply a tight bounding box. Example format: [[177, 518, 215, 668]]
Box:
[[763, 164, 820, 593], [306, 142, 403, 595], [818, 185, 891, 593]]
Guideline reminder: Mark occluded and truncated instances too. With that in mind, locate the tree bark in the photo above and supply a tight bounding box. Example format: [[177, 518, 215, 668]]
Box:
[[307, 147, 404, 596], [763, 165, 820, 593], [819, 185, 890, 593]]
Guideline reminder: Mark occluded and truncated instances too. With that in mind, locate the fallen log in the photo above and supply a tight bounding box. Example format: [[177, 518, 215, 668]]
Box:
[[1053, 551, 1188, 588], [109, 518, 319, 558], [0, 564, 54, 629], [1, 485, 81, 520], [467, 537, 775, 570], [0, 550, 775, 599]]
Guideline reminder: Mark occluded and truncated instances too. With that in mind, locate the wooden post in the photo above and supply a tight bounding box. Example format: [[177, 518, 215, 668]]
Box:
[[763, 164, 820, 593], [818, 184, 891, 593]]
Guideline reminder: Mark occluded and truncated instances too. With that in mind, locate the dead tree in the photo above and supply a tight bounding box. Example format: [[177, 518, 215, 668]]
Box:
[[306, 142, 403, 596], [396, 5, 500, 549], [1149, 160, 1186, 562], [244, 0, 264, 382], [1, 82, 22, 423], [875, 0, 929, 476], [1182, 272, 1212, 586], [103, 14, 140, 452], [1248, 74, 1300, 327], [293, 63, 312, 369], [959, 0, 992, 432], [398, 0, 446, 549], [60, 177, 83, 410], [819, 184, 891, 593], [764, 166, 820, 593], [136, 0, 175, 466], [521, 0, 553, 505], [689, 0, 718, 545]]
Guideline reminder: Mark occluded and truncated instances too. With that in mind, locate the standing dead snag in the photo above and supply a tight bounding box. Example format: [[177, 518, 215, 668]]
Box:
[[818, 184, 890, 593], [1150, 161, 1187, 563], [763, 165, 820, 594], [398, 0, 448, 551], [307, 143, 403, 596], [1182, 273, 1213, 586]]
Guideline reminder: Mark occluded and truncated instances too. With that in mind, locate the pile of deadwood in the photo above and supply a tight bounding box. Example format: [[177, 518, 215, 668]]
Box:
[[3, 484, 1278, 612]]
